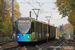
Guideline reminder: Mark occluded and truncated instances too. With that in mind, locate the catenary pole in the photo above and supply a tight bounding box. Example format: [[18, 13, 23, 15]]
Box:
[[12, 0, 14, 40], [46, 16, 51, 42], [30, 11, 31, 18], [45, 12, 52, 42]]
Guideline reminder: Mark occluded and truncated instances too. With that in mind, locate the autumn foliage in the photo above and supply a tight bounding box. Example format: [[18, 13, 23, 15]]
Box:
[[56, 0, 75, 40], [0, 0, 21, 37]]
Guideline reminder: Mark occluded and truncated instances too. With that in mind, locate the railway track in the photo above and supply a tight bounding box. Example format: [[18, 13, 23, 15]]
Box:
[[62, 40, 75, 50], [0, 40, 15, 46], [65, 40, 75, 46], [38, 40, 75, 50], [1, 39, 74, 50], [0, 40, 18, 50], [1, 45, 24, 50], [19, 39, 58, 50], [2, 45, 19, 50], [41, 40, 65, 50], [35, 40, 65, 50], [1, 39, 57, 50]]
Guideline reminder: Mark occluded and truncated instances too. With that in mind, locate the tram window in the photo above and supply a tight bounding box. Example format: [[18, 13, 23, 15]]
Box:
[[39, 26, 42, 33], [36, 23, 39, 32], [31, 22, 34, 32], [26, 22, 34, 34], [44, 24, 46, 37], [16, 24, 20, 34]]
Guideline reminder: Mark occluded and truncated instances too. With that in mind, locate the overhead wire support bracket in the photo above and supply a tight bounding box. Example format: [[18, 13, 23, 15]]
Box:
[[32, 9, 40, 20]]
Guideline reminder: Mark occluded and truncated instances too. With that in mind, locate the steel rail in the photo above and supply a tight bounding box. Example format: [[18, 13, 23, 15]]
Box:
[[0, 40, 15, 46]]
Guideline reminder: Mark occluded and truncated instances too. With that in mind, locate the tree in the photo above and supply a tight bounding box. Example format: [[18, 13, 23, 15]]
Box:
[[56, 0, 75, 40], [63, 23, 73, 38], [5, 0, 21, 20], [0, 0, 21, 37], [0, 0, 9, 36]]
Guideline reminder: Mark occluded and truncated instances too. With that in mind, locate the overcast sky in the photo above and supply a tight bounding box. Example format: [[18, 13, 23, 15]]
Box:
[[17, 0, 69, 27]]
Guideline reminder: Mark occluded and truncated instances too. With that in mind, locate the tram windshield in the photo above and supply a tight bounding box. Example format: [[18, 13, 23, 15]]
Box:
[[17, 18, 31, 34]]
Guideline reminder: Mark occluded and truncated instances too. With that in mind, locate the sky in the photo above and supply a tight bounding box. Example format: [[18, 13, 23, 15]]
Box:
[[17, 0, 69, 27]]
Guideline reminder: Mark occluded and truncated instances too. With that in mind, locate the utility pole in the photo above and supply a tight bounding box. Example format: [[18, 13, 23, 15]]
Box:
[[46, 16, 51, 42], [12, 0, 14, 40], [30, 11, 31, 18], [32, 9, 40, 20]]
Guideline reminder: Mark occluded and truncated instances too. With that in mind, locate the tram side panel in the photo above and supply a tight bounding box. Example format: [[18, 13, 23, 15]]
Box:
[[50, 26, 52, 38], [50, 26, 56, 39]]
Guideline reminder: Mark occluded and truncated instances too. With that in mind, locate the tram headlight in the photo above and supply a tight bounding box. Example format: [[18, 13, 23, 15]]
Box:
[[28, 36, 29, 38], [17, 36, 19, 38]]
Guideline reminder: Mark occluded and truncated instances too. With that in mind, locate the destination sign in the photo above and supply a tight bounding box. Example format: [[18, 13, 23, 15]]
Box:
[[19, 20, 29, 22]]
